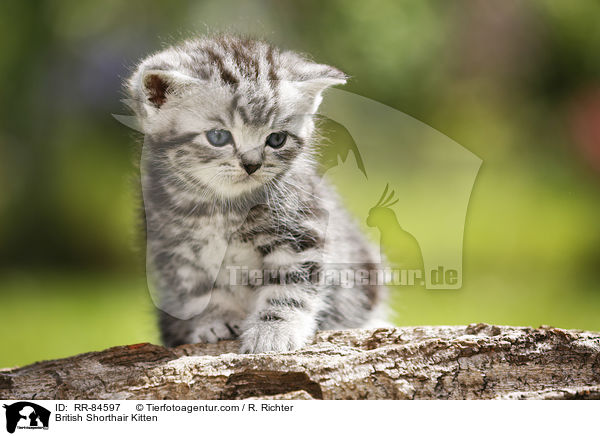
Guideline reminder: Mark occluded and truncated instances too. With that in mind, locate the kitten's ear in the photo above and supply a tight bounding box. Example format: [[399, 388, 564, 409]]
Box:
[[142, 71, 172, 107], [129, 69, 199, 110], [291, 62, 347, 113], [299, 64, 347, 93], [142, 70, 200, 108]]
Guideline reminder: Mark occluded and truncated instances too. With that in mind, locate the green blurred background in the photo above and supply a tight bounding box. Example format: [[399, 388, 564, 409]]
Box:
[[1, 0, 599, 368]]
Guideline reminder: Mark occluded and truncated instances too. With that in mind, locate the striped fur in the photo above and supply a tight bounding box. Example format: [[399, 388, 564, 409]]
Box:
[[126, 36, 387, 353]]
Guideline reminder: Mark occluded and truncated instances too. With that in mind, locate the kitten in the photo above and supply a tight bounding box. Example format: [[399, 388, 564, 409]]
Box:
[[125, 36, 387, 353]]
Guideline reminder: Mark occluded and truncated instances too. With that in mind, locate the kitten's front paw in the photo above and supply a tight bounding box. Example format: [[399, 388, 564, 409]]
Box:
[[239, 318, 313, 354], [190, 320, 242, 344]]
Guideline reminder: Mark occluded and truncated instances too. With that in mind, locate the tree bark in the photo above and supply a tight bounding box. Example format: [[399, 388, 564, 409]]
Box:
[[1, 324, 599, 400]]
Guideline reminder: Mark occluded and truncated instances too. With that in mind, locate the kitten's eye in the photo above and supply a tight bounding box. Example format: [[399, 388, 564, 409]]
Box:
[[266, 132, 287, 149], [206, 129, 232, 147]]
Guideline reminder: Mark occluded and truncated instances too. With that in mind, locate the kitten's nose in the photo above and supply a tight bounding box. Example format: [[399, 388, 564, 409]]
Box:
[[242, 162, 261, 175]]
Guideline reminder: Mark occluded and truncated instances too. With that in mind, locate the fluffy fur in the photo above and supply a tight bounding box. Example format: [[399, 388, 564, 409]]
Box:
[[125, 36, 387, 353]]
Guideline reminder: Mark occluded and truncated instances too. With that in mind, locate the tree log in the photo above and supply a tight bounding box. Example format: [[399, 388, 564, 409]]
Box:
[[1, 324, 599, 400]]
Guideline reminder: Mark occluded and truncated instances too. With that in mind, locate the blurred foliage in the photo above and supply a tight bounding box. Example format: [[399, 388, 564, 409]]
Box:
[[1, 0, 600, 367]]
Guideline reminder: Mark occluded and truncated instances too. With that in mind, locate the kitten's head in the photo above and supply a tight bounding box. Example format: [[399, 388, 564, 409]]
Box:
[[126, 36, 346, 199]]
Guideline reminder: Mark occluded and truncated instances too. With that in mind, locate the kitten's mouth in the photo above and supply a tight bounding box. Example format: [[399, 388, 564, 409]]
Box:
[[235, 174, 260, 184]]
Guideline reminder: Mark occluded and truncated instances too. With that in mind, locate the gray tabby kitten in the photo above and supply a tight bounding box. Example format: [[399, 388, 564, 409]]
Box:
[[126, 36, 386, 353]]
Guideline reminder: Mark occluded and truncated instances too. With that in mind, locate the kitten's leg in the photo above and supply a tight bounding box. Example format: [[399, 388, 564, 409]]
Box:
[[240, 265, 325, 354], [239, 209, 328, 354], [159, 299, 245, 346], [151, 243, 244, 346], [188, 307, 244, 344], [159, 308, 243, 347], [186, 288, 248, 344]]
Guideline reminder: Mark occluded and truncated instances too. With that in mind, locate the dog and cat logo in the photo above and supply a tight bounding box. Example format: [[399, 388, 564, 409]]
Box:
[[2, 402, 50, 433]]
